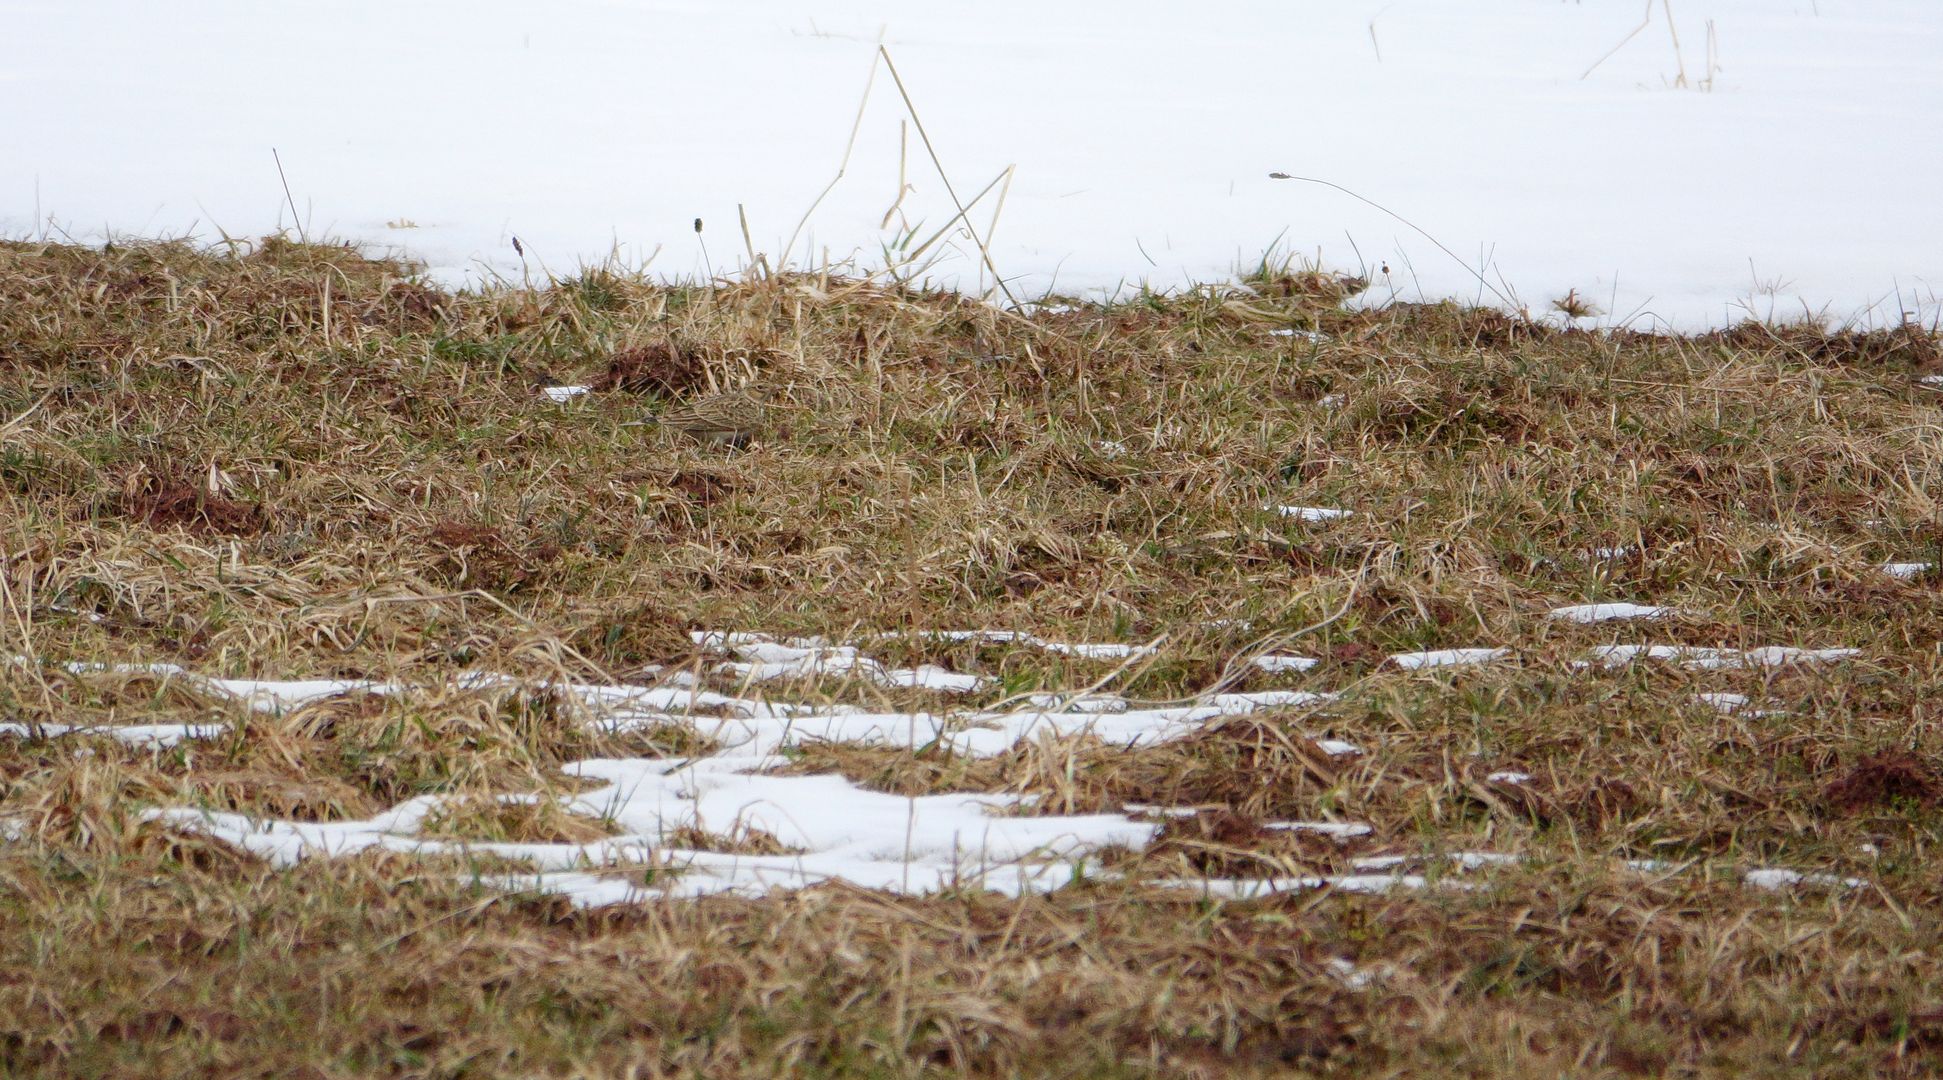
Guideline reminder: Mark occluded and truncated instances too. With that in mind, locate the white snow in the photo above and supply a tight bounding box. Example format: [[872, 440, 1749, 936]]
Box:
[[1324, 958, 1378, 989], [1161, 874, 1442, 900], [1031, 641, 1155, 660], [20, 622, 1879, 904], [541, 385, 591, 403], [1122, 804, 1200, 819], [1388, 647, 1511, 671], [875, 630, 1154, 661], [1547, 602, 1676, 624], [1743, 868, 1865, 891], [1024, 693, 1129, 714], [1694, 692, 1751, 714], [1881, 561, 1932, 580], [1585, 644, 1859, 670], [1273, 506, 1353, 523], [712, 639, 991, 693], [135, 635, 1356, 901], [1250, 654, 1320, 675], [8, 2, 1939, 329], [1263, 821, 1373, 839]]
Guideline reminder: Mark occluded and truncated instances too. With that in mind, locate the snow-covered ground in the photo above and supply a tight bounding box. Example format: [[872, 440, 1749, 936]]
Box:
[[5, 1, 1938, 328]]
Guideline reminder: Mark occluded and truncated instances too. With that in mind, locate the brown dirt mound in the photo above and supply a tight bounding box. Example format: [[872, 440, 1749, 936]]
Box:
[[593, 341, 707, 397], [1823, 752, 1939, 813]]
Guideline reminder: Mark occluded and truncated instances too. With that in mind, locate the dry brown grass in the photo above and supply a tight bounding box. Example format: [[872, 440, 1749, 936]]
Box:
[[2, 237, 1942, 1076]]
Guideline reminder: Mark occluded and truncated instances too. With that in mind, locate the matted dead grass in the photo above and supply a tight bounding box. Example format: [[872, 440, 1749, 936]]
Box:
[[2, 237, 1941, 1076]]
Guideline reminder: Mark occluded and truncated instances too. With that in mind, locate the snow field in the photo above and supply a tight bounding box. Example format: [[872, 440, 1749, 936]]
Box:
[[8, 1, 1938, 328]]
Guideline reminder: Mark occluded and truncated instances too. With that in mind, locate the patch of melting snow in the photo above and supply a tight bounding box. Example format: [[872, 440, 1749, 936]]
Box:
[[1918, 374, 1943, 386], [1486, 771, 1532, 785], [1272, 505, 1352, 523], [1590, 546, 1636, 559], [1123, 803, 1200, 819], [712, 640, 990, 694], [862, 629, 1155, 661], [1547, 603, 1675, 623], [1251, 654, 1319, 674], [1324, 957, 1378, 989], [138, 641, 1356, 901], [1881, 561, 1932, 580], [1694, 692, 1752, 714], [1269, 328, 1328, 342], [1024, 693, 1129, 713], [1388, 647, 1510, 671], [1032, 641, 1155, 660], [12, 722, 230, 748], [1264, 821, 1373, 839], [1163, 874, 1441, 899], [1584, 645, 1859, 670], [1743, 868, 1865, 890], [542, 385, 591, 402], [1352, 851, 1523, 873], [53, 628, 1878, 905]]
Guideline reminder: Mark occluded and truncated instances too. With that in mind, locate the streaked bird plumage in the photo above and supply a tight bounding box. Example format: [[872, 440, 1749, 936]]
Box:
[[652, 388, 766, 444]]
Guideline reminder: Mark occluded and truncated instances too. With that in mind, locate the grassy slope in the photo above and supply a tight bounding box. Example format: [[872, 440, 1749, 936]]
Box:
[[2, 239, 1942, 1076]]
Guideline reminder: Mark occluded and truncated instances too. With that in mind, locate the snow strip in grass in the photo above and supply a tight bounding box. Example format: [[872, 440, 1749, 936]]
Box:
[[798, 629, 1158, 662], [1272, 505, 1352, 523], [1547, 603, 1676, 623], [1695, 692, 1752, 714], [657, 691, 1350, 760], [1023, 693, 1129, 713], [1388, 648, 1510, 671], [1250, 654, 1319, 674], [1585, 645, 1860, 670], [1881, 561, 1932, 580], [1743, 868, 1866, 890], [712, 640, 990, 693], [1325, 958, 1378, 989], [1264, 821, 1373, 839], [0, 721, 229, 748], [1122, 804, 1200, 819], [541, 385, 591, 402], [1169, 874, 1441, 899], [143, 663, 1352, 898], [151, 749, 1159, 899]]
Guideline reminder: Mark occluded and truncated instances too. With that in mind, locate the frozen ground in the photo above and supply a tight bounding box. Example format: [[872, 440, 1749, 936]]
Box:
[[4, 0, 1938, 328]]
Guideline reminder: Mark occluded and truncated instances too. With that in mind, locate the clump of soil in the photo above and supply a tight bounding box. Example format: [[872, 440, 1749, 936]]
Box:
[[119, 471, 266, 537], [1822, 752, 1939, 813], [593, 341, 707, 397]]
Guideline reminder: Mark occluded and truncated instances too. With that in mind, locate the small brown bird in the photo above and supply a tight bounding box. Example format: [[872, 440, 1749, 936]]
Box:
[[642, 388, 767, 446]]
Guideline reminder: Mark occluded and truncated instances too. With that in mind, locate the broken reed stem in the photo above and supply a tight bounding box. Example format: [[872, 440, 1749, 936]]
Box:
[[878, 46, 1021, 311], [1268, 172, 1516, 309], [272, 148, 307, 245]]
